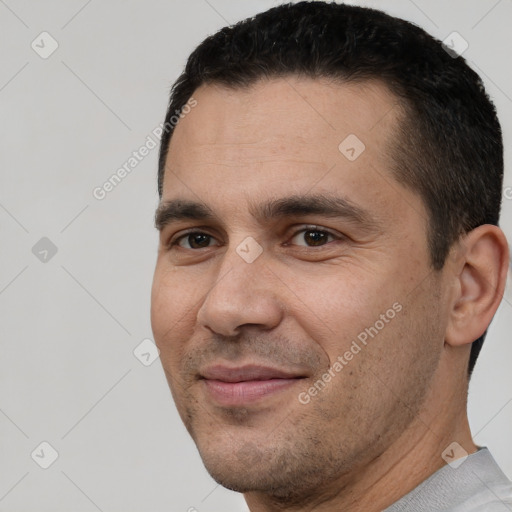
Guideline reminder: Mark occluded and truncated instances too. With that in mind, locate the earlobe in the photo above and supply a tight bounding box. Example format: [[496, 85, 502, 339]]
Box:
[[445, 225, 509, 347]]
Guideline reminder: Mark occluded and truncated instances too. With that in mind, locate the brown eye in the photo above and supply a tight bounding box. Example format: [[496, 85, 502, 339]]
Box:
[[303, 230, 329, 246], [171, 232, 218, 249], [290, 228, 336, 247]]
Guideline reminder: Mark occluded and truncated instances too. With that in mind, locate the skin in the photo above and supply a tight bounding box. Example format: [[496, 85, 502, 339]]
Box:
[[150, 77, 509, 511]]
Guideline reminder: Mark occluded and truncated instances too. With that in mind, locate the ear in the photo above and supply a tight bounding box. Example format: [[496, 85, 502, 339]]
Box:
[[445, 224, 509, 347]]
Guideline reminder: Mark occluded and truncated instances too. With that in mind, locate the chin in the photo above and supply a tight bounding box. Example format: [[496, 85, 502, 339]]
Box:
[[194, 434, 285, 492], [201, 457, 291, 497], [193, 431, 338, 503], [201, 452, 335, 506]]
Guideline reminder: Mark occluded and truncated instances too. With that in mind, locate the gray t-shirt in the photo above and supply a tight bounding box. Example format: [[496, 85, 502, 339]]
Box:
[[384, 448, 512, 511]]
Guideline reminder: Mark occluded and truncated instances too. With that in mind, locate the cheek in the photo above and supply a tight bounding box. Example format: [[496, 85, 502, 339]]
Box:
[[150, 264, 196, 355], [274, 261, 398, 362]]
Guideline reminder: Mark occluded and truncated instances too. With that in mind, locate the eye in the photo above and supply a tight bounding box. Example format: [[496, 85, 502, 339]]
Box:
[[289, 226, 339, 247], [169, 231, 219, 250]]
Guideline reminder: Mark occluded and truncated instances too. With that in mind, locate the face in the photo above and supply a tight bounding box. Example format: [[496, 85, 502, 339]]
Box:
[[151, 77, 447, 502]]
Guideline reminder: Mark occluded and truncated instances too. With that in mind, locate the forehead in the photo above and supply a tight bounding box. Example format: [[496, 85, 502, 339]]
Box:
[[167, 77, 400, 166], [161, 77, 425, 231]]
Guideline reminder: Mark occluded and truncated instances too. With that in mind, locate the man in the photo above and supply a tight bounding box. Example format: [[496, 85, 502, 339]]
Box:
[[150, 2, 512, 510]]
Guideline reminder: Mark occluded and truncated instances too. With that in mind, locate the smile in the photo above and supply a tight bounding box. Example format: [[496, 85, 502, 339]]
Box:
[[199, 364, 307, 406]]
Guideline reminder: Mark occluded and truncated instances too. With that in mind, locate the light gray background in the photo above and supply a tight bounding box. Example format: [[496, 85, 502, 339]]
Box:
[[1, 1, 511, 511]]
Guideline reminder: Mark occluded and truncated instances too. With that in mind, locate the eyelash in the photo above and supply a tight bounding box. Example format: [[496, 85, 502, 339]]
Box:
[[167, 225, 342, 250]]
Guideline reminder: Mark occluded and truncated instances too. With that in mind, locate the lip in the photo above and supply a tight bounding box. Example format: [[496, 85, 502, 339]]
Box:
[[200, 364, 306, 406]]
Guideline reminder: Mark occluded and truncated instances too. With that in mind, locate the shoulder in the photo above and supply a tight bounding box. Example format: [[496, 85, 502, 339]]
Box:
[[454, 494, 512, 511]]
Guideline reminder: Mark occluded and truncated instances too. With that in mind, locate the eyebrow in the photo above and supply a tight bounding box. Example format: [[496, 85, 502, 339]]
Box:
[[154, 194, 381, 233], [155, 199, 215, 230]]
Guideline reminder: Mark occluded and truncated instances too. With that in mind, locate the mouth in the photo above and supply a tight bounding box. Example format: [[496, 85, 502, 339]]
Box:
[[199, 364, 307, 406]]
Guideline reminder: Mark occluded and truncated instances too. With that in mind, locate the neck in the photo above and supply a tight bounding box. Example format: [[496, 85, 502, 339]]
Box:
[[244, 359, 477, 512]]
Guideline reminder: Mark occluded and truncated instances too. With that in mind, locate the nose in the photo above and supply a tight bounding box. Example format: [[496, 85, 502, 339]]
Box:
[[196, 243, 284, 337]]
